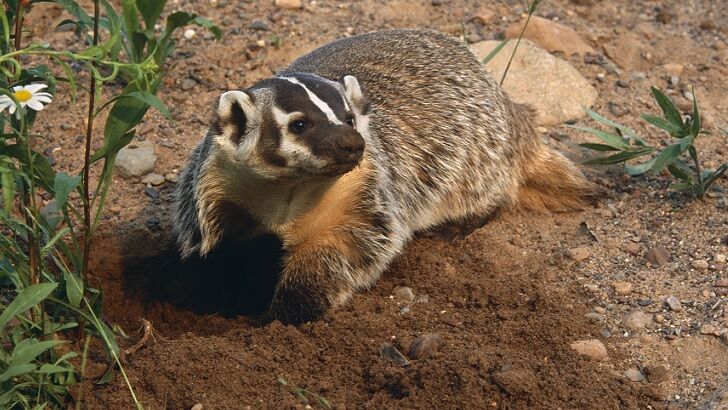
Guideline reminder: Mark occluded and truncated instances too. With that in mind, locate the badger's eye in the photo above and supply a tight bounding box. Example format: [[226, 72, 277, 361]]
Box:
[[289, 119, 308, 134], [345, 115, 355, 127]]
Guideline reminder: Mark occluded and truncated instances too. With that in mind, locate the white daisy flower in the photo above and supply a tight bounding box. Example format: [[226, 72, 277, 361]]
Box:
[[0, 83, 53, 115]]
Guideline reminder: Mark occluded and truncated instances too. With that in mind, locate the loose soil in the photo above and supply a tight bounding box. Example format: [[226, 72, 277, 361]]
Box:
[[23, 0, 728, 408]]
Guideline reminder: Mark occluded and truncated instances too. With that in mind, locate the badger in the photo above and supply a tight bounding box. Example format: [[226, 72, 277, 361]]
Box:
[[173, 29, 598, 324]]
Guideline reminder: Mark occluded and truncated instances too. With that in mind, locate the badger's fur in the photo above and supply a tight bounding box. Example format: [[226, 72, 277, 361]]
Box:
[[173, 29, 598, 324]]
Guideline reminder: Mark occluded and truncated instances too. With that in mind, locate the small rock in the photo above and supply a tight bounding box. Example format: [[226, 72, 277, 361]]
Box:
[[191, 404, 203, 410], [625, 368, 646, 382], [431, 0, 442, 5], [472, 6, 495, 24], [439, 312, 463, 327], [393, 286, 414, 303], [714, 254, 726, 264], [644, 365, 671, 383], [701, 324, 722, 336], [146, 216, 160, 230], [616, 79, 630, 88], [165, 173, 179, 183], [655, 314, 665, 323], [623, 242, 641, 255], [115, 143, 157, 178], [380, 344, 409, 367], [585, 312, 604, 322], [646, 247, 671, 267], [183, 29, 196, 40], [144, 186, 159, 200], [60, 123, 73, 131], [637, 299, 653, 307], [274, 0, 302, 9], [622, 310, 651, 330], [692, 259, 709, 270], [665, 296, 682, 312], [569, 247, 591, 262], [181, 78, 197, 91], [613, 281, 633, 295], [594, 306, 606, 314], [408, 334, 442, 360], [715, 279, 728, 287], [248, 20, 269, 31], [570, 339, 608, 361], [504, 16, 594, 57], [141, 173, 165, 186], [663, 63, 684, 76]]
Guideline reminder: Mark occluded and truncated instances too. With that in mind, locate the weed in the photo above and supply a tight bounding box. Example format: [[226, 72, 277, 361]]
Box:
[[277, 377, 332, 409], [576, 86, 726, 198], [0, 0, 218, 408]]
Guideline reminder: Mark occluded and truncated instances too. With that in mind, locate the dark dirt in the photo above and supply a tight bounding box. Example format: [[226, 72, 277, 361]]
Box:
[[21, 0, 728, 408]]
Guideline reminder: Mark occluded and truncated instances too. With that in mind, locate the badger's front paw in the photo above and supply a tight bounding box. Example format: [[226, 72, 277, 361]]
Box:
[[269, 283, 331, 325]]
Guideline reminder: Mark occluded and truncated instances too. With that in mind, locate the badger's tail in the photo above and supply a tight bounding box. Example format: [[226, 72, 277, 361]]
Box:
[[509, 103, 602, 212]]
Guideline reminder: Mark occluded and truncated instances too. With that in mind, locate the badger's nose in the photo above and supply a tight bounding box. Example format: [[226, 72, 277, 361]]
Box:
[[335, 132, 365, 158]]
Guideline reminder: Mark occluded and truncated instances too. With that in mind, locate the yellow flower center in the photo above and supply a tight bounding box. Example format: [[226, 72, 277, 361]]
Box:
[[13, 90, 32, 102]]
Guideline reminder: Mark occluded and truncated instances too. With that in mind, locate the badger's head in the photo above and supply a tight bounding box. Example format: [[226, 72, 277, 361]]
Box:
[[211, 73, 369, 181]]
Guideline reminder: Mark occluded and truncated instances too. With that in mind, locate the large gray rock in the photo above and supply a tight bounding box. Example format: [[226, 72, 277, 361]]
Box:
[[471, 39, 598, 126], [115, 142, 157, 178]]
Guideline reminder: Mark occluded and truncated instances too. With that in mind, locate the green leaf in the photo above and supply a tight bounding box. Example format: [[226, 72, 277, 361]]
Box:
[[0, 145, 56, 192], [642, 114, 683, 137], [103, 84, 151, 149], [96, 366, 117, 385], [667, 163, 691, 181], [569, 125, 629, 149], [689, 87, 701, 137], [579, 143, 621, 152], [121, 0, 141, 34], [41, 227, 70, 257], [1, 171, 14, 213], [582, 148, 653, 165], [53, 172, 81, 208], [63, 270, 84, 308], [0, 364, 36, 383], [191, 16, 222, 40], [670, 181, 692, 191], [650, 86, 684, 129], [481, 39, 509, 65], [137, 0, 167, 32], [0, 283, 57, 332], [651, 143, 684, 174], [126, 91, 173, 121], [625, 157, 656, 176], [54, 0, 94, 30], [702, 163, 727, 191], [11, 339, 66, 367], [584, 108, 643, 142], [37, 364, 73, 374]]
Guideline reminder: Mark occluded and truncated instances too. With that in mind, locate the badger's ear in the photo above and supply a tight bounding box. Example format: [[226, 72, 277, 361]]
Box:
[[215, 90, 257, 144], [342, 75, 368, 113]]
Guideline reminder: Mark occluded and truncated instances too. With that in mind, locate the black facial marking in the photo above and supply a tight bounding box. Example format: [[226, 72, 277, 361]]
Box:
[[258, 109, 287, 167], [229, 101, 247, 144]]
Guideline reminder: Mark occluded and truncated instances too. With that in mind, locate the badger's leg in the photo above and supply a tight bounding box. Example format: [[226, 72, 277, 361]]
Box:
[[269, 166, 397, 324]]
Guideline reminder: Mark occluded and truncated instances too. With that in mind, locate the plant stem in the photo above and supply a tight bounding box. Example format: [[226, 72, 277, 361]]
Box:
[[500, 1, 538, 86], [689, 146, 704, 198], [13, 3, 23, 51], [81, 0, 100, 285]]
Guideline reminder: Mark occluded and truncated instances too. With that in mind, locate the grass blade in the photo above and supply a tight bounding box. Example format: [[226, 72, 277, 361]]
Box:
[[0, 283, 57, 332]]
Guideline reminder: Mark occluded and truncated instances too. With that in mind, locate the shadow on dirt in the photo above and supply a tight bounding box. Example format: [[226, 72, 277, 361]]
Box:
[[121, 232, 284, 318]]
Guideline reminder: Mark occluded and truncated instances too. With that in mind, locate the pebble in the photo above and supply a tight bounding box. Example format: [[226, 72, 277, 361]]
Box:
[[439, 313, 463, 327], [183, 29, 196, 40], [379, 344, 409, 367], [160, 140, 176, 148], [165, 173, 179, 183], [570, 339, 608, 361], [146, 216, 160, 230], [274, 0, 302, 9], [115, 143, 157, 178], [625, 368, 646, 382], [181, 78, 197, 91], [60, 123, 73, 130], [248, 20, 270, 31], [692, 259, 709, 270], [662, 63, 684, 76], [715, 254, 726, 264], [408, 334, 442, 359], [646, 247, 671, 267], [594, 306, 606, 314], [715, 279, 728, 287], [144, 186, 160, 200], [613, 281, 633, 295], [585, 312, 605, 322], [623, 242, 641, 255], [393, 286, 415, 303], [141, 173, 166, 186], [622, 310, 651, 330], [569, 247, 591, 262], [637, 299, 653, 307], [616, 79, 630, 88], [665, 296, 682, 312], [644, 365, 671, 383]]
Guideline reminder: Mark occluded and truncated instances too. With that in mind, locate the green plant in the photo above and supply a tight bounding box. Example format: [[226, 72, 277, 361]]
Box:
[[576, 86, 727, 198], [0, 0, 219, 408], [277, 377, 332, 409]]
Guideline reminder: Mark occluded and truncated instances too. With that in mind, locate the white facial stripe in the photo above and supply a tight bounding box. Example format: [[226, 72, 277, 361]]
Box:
[[271, 106, 326, 168], [280, 76, 343, 125]]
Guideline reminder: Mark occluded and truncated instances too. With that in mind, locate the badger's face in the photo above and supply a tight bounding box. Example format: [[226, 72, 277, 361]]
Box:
[[212, 73, 369, 181]]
